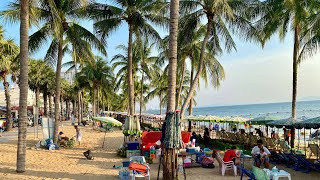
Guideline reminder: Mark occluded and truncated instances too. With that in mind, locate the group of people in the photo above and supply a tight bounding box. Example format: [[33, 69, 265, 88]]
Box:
[[223, 140, 270, 168], [58, 125, 83, 147]]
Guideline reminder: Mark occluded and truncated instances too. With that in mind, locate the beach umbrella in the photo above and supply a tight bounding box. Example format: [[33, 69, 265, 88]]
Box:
[[92, 117, 122, 127], [226, 116, 248, 124], [295, 117, 320, 129], [266, 118, 301, 128], [247, 116, 281, 125]]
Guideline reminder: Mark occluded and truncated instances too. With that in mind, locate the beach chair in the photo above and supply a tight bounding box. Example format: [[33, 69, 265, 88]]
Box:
[[129, 156, 150, 180], [266, 138, 277, 150], [294, 154, 320, 173], [278, 140, 291, 153], [309, 144, 320, 159], [215, 152, 237, 176], [239, 167, 256, 180], [228, 133, 237, 142], [260, 137, 268, 147]]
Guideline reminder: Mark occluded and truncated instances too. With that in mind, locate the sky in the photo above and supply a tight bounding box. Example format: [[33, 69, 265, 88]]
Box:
[[1, 0, 320, 109]]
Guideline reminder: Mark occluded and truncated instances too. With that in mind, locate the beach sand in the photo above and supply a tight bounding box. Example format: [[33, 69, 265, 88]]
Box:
[[0, 123, 319, 180]]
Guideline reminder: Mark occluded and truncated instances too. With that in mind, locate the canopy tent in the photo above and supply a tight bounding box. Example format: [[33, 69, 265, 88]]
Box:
[[184, 115, 228, 123], [92, 117, 122, 127], [266, 118, 301, 128], [295, 117, 320, 129], [247, 115, 281, 125], [225, 116, 248, 124]]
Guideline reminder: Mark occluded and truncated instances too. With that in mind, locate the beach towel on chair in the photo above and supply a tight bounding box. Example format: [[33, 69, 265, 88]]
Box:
[[128, 162, 148, 174]]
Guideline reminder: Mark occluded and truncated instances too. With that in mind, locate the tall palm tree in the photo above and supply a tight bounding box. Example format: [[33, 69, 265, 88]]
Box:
[[179, 0, 260, 118], [1, 0, 106, 142], [162, 0, 180, 178], [16, 0, 28, 173], [87, 0, 167, 115], [257, 0, 320, 148], [0, 26, 19, 131]]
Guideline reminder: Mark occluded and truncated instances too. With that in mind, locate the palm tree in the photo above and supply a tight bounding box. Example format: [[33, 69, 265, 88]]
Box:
[[77, 56, 114, 116], [1, 0, 106, 142], [28, 59, 47, 130], [39, 65, 55, 117], [16, 0, 28, 173], [87, 0, 167, 115], [179, 0, 260, 118], [162, 0, 180, 178], [257, 0, 320, 149], [0, 26, 19, 131]]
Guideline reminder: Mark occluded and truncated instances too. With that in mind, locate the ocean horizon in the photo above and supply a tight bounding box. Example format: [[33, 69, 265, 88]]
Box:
[[146, 100, 320, 119]]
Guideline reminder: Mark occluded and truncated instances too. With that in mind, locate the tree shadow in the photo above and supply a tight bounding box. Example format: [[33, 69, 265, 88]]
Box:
[[0, 167, 118, 180]]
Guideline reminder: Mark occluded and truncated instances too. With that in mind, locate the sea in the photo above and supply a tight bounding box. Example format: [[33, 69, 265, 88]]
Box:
[[147, 100, 320, 119]]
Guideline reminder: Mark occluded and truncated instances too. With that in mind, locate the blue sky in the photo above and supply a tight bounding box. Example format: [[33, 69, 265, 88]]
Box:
[[1, 0, 320, 109]]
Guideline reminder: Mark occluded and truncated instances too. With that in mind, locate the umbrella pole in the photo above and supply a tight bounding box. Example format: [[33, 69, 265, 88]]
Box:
[[298, 129, 300, 151], [102, 127, 107, 148]]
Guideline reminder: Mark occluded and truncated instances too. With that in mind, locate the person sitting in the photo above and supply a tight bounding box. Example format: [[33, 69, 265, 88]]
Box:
[[203, 128, 210, 148], [251, 140, 271, 168], [190, 131, 197, 142], [259, 148, 268, 165], [58, 131, 69, 147], [223, 146, 240, 165]]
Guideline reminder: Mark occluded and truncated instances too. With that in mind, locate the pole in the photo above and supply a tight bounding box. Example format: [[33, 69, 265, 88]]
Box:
[[304, 128, 306, 156]]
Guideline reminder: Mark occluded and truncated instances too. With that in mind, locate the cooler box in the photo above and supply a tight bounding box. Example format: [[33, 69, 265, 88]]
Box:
[[127, 142, 140, 150]]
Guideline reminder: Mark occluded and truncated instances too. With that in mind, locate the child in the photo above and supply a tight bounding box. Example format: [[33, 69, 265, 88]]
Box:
[[259, 148, 268, 164], [74, 126, 82, 146]]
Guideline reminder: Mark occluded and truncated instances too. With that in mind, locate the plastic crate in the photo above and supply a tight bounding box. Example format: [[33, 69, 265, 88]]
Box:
[[126, 150, 141, 158]]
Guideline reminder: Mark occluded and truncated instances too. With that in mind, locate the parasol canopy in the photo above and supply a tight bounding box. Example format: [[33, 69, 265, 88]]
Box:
[[295, 117, 320, 129], [266, 118, 300, 128], [92, 117, 122, 127], [247, 115, 281, 125]]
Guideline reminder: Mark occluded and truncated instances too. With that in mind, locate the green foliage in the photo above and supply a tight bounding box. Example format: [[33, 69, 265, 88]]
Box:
[[117, 147, 127, 158], [67, 138, 76, 148]]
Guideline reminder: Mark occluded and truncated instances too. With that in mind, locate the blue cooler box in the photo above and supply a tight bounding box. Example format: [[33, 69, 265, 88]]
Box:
[[127, 142, 140, 150]]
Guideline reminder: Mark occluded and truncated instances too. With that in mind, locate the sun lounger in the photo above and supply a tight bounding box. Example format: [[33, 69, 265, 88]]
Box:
[[309, 144, 320, 159], [266, 138, 277, 150]]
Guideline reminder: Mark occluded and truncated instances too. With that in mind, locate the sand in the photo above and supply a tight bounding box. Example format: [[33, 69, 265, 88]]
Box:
[[0, 122, 319, 180]]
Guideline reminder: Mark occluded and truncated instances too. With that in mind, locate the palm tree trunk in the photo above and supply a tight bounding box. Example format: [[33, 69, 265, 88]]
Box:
[[2, 74, 13, 131], [139, 73, 144, 119], [93, 87, 96, 117], [60, 94, 63, 121], [53, 40, 63, 143], [35, 88, 39, 127], [291, 25, 299, 148], [97, 86, 100, 115], [188, 62, 194, 131], [17, 0, 29, 173], [49, 94, 52, 117], [66, 100, 69, 120], [181, 15, 213, 119], [127, 23, 135, 115], [43, 90, 48, 117], [176, 60, 186, 110], [81, 92, 85, 119], [72, 100, 75, 115], [163, 0, 180, 179]]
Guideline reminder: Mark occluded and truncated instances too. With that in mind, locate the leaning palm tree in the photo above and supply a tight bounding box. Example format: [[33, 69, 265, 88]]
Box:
[[0, 26, 19, 131], [87, 0, 168, 115], [257, 0, 320, 148], [179, 0, 260, 118], [16, 0, 28, 173], [1, 0, 106, 142]]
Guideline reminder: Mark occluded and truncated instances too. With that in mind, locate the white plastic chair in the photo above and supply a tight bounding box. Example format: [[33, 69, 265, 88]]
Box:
[[215, 152, 237, 176], [129, 156, 150, 180]]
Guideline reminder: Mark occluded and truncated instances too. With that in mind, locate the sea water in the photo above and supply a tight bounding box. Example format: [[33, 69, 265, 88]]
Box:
[[146, 100, 320, 141], [147, 100, 320, 119]]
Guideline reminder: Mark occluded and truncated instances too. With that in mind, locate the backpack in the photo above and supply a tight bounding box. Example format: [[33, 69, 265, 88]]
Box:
[[83, 150, 94, 160]]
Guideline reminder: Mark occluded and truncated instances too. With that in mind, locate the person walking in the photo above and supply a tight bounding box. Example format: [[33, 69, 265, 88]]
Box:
[[74, 125, 82, 146]]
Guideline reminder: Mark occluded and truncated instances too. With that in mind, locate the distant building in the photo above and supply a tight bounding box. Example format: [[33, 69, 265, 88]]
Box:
[[0, 84, 35, 106], [61, 71, 75, 85]]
